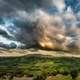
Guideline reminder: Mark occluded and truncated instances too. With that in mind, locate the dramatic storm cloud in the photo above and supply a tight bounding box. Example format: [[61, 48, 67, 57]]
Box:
[[0, 0, 80, 51]]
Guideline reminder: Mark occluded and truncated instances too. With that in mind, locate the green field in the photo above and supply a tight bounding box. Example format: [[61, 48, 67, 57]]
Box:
[[0, 52, 80, 80]]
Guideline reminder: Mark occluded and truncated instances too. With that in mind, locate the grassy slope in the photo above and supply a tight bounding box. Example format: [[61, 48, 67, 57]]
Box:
[[0, 49, 80, 80]]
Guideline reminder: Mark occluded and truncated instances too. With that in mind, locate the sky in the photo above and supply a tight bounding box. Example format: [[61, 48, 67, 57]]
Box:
[[0, 0, 80, 49]]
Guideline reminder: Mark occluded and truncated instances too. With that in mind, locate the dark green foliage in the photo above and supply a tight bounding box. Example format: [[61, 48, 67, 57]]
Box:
[[33, 74, 45, 80], [0, 55, 80, 79]]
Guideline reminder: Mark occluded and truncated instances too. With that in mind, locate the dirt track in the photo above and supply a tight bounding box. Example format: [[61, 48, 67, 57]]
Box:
[[0, 48, 80, 57]]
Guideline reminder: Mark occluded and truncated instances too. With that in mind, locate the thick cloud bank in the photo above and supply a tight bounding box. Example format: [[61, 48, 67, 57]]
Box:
[[0, 0, 80, 51]]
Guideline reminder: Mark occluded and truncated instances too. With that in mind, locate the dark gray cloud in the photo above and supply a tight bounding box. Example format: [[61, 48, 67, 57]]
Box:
[[0, 0, 80, 50]]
